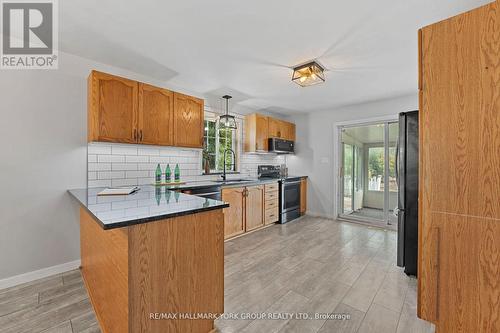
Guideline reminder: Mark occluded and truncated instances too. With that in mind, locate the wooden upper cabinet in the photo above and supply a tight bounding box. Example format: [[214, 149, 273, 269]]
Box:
[[245, 185, 264, 231], [138, 83, 174, 146], [284, 122, 296, 141], [88, 71, 138, 143], [222, 187, 246, 239], [268, 118, 282, 138], [245, 113, 296, 152], [268, 118, 295, 140], [88, 71, 205, 148], [173, 93, 204, 148], [244, 113, 269, 152]]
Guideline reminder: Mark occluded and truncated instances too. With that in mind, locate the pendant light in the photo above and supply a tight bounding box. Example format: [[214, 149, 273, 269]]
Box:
[[219, 95, 237, 129]]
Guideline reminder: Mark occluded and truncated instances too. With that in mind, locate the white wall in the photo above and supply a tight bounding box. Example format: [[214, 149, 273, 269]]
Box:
[[287, 94, 418, 218]]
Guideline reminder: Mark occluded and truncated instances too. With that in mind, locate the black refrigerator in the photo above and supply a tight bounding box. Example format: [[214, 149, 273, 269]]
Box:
[[396, 111, 419, 276]]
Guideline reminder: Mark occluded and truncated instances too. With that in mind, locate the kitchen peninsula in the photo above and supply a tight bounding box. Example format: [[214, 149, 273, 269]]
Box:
[[69, 186, 228, 333]]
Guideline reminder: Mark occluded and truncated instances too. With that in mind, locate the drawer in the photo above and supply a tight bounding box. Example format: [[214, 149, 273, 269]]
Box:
[[265, 199, 278, 210], [265, 191, 278, 201], [265, 207, 279, 224], [265, 183, 279, 193]]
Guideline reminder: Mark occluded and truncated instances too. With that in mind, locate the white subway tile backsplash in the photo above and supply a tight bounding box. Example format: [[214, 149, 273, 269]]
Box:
[[88, 179, 112, 188], [112, 146, 138, 155], [126, 170, 149, 178], [112, 178, 138, 187], [98, 155, 125, 163], [88, 135, 284, 188], [98, 171, 125, 180], [138, 147, 160, 156], [149, 156, 170, 164], [126, 155, 149, 163], [88, 163, 111, 171], [88, 145, 112, 155], [112, 163, 138, 171]]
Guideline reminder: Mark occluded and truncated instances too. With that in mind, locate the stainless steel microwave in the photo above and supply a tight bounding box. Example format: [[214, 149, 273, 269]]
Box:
[[268, 138, 294, 154]]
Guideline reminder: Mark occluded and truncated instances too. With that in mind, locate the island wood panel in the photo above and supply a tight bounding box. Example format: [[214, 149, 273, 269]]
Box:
[[128, 209, 224, 333], [173, 92, 204, 148], [80, 208, 129, 333], [222, 187, 246, 239], [245, 185, 264, 231], [138, 83, 174, 146], [418, 1, 500, 330], [88, 71, 138, 143]]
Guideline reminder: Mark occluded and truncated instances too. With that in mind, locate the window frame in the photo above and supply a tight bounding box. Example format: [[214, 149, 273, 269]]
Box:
[[202, 112, 241, 174]]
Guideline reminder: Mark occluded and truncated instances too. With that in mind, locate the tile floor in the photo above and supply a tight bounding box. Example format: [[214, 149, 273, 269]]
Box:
[[0, 216, 434, 333]]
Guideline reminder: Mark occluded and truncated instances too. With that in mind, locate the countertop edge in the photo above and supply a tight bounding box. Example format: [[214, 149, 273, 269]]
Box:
[[68, 189, 229, 230]]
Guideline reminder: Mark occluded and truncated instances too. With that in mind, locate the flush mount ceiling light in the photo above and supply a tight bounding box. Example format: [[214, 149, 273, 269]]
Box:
[[292, 61, 326, 87], [218, 95, 237, 129]]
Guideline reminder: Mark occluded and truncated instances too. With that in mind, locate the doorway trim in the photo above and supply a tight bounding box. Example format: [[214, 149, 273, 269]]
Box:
[[332, 114, 398, 225]]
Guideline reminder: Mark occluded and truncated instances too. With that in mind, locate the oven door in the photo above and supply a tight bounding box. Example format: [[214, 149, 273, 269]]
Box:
[[281, 180, 301, 213]]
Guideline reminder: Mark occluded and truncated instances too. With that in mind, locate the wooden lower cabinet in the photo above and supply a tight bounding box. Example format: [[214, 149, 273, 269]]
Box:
[[245, 185, 264, 231], [222, 184, 270, 239], [221, 187, 245, 239], [300, 177, 307, 215]]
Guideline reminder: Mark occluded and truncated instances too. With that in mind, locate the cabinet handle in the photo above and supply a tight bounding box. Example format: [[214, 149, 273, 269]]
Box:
[[255, 143, 258, 150], [139, 130, 143, 142], [133, 129, 137, 142]]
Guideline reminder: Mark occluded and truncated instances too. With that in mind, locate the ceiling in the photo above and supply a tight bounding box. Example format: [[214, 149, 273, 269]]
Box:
[[59, 0, 491, 114]]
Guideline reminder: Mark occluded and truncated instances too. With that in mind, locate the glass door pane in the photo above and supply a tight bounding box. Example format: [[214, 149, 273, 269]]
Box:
[[343, 143, 353, 213], [387, 122, 399, 226]]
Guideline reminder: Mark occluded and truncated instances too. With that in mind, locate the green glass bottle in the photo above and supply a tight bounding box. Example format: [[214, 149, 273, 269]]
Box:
[[174, 163, 180, 182], [155, 164, 162, 184], [165, 164, 171, 183]]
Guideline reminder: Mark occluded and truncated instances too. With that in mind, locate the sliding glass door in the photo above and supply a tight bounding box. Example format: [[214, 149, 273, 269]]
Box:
[[339, 121, 399, 229]]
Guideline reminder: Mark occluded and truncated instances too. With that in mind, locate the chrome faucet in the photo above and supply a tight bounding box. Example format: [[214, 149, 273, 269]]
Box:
[[221, 148, 236, 181]]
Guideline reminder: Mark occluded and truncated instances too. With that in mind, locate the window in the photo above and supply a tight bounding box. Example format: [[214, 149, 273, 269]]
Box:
[[367, 146, 397, 192], [202, 117, 238, 173], [368, 146, 384, 191]]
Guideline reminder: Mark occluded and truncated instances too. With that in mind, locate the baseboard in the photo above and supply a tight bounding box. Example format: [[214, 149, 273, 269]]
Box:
[[0, 260, 81, 290]]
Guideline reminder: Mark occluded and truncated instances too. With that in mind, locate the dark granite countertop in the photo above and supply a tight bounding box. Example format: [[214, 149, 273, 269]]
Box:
[[68, 185, 229, 230]]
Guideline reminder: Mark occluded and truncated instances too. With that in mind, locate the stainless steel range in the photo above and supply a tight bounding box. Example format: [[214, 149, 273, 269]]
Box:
[[258, 165, 301, 224]]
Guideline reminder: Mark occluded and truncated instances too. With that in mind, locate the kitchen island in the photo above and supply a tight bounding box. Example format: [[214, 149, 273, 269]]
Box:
[[69, 186, 229, 333]]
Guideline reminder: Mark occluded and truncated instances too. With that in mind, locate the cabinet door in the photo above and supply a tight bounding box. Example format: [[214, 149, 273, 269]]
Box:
[[88, 71, 138, 143], [173, 93, 204, 148], [255, 114, 269, 151], [285, 122, 296, 141], [268, 118, 282, 138], [300, 178, 307, 214], [138, 83, 174, 146], [222, 187, 245, 239], [245, 185, 264, 231], [244, 113, 269, 152]]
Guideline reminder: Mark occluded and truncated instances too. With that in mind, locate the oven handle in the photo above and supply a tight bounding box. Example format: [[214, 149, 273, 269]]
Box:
[[283, 181, 301, 185]]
